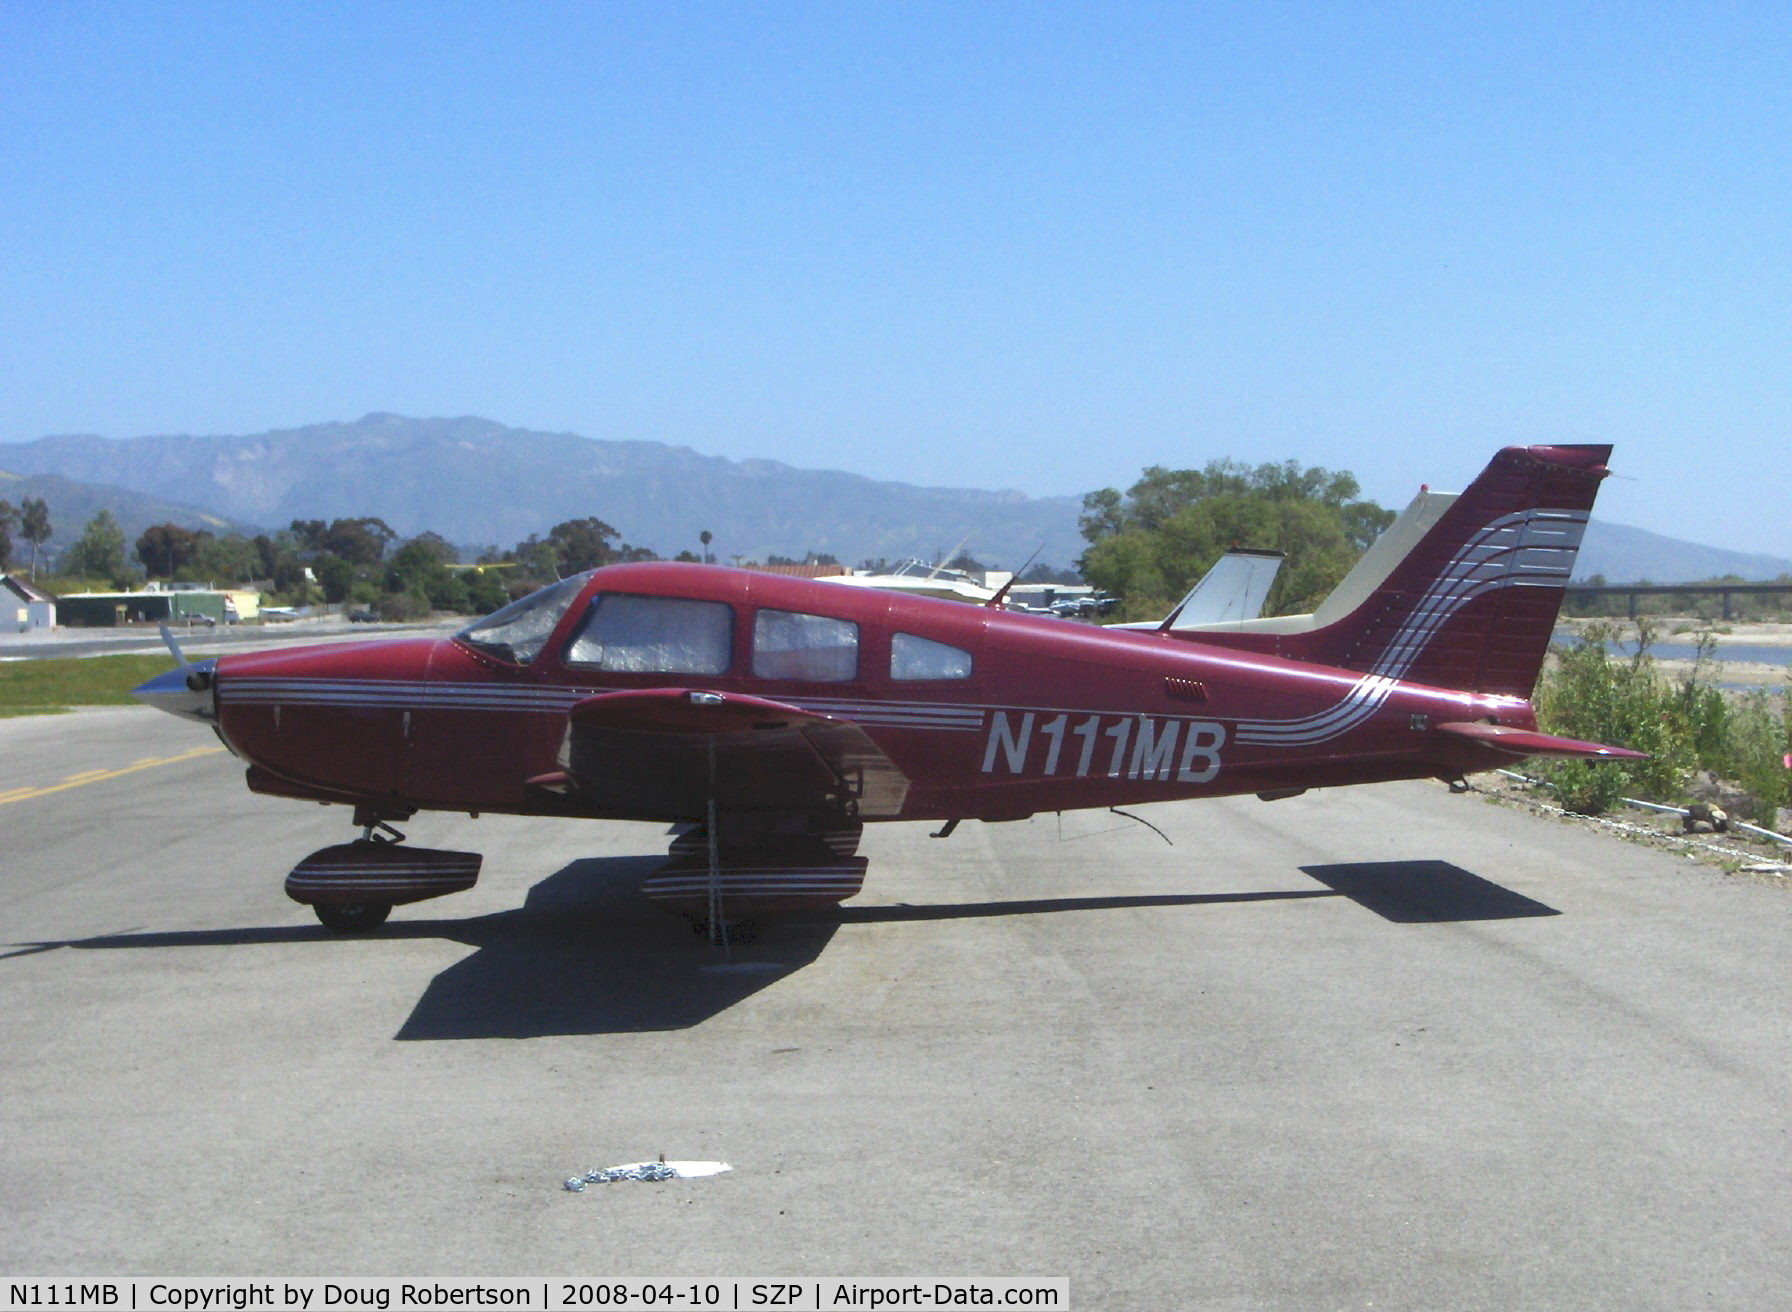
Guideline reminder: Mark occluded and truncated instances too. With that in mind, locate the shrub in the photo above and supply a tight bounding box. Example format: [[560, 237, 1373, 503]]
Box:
[[1532, 621, 1791, 823], [1532, 621, 1692, 808]]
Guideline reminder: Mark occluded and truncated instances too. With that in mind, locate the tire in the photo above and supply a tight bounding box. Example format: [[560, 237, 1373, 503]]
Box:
[[314, 900, 393, 933]]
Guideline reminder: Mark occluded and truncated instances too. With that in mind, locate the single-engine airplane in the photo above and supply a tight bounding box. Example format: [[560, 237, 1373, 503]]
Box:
[[135, 444, 1640, 935]]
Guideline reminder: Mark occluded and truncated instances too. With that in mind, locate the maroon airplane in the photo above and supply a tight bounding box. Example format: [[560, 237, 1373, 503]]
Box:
[[135, 444, 1639, 935]]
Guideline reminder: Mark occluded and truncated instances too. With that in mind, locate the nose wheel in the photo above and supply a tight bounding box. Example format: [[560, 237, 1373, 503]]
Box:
[[287, 814, 480, 934], [313, 900, 392, 933], [310, 818, 401, 932]]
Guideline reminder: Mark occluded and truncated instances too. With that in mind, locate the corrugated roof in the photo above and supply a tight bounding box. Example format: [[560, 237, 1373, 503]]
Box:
[[744, 563, 851, 578]]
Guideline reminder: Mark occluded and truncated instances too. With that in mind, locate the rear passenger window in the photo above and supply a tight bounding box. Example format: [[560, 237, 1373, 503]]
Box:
[[891, 632, 973, 681], [564, 594, 733, 674], [753, 609, 859, 682]]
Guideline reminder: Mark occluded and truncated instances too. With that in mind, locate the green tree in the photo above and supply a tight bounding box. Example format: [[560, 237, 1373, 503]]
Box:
[[1078, 488, 1125, 542], [387, 538, 445, 590], [1078, 458, 1394, 620], [67, 510, 130, 584], [136, 523, 210, 577], [322, 517, 397, 565], [314, 554, 356, 603], [546, 517, 621, 573], [20, 497, 51, 580], [289, 519, 329, 553], [408, 531, 458, 564], [386, 535, 479, 613], [464, 567, 509, 614], [0, 499, 14, 570], [510, 534, 561, 582], [249, 532, 313, 598], [189, 533, 262, 584]]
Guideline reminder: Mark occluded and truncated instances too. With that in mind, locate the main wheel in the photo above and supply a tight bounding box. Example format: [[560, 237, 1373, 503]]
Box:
[[314, 900, 392, 933]]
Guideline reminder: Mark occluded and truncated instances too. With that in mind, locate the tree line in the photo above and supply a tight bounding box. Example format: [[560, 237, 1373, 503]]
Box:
[[7, 453, 1402, 624], [0, 504, 668, 619]]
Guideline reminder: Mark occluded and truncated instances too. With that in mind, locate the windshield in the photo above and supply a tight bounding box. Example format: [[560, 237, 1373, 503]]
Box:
[[455, 574, 588, 665]]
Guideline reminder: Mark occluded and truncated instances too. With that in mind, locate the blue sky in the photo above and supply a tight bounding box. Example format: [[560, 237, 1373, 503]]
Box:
[[2, 3, 1788, 553]]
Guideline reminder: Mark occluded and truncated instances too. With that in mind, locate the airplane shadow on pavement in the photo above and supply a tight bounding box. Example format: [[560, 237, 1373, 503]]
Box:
[[1300, 860, 1561, 922], [15, 858, 1557, 1037], [394, 855, 839, 1040]]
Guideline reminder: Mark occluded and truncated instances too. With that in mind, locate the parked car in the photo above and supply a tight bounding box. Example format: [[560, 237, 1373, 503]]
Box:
[[347, 608, 381, 623]]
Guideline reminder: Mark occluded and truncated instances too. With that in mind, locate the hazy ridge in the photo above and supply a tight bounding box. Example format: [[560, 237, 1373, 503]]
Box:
[[6, 414, 1790, 583], [0, 468, 257, 556], [2, 414, 1085, 568]]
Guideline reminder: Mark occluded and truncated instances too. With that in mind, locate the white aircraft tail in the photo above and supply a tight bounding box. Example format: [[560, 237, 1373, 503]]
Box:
[[1109, 548, 1285, 633]]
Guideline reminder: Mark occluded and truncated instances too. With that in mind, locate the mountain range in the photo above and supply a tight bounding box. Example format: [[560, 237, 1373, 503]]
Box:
[[4, 414, 1789, 584], [0, 414, 1084, 569]]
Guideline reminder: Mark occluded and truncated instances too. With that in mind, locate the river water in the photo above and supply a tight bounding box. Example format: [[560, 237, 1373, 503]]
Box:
[[1553, 632, 1791, 689]]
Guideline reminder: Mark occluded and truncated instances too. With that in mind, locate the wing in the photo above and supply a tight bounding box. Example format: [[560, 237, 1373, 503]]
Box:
[[549, 687, 909, 820]]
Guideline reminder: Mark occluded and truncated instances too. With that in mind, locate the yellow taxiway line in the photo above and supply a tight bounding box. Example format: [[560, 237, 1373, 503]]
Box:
[[0, 744, 227, 807]]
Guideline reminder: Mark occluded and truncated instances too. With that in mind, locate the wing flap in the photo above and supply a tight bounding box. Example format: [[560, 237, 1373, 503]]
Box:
[[560, 688, 909, 819]]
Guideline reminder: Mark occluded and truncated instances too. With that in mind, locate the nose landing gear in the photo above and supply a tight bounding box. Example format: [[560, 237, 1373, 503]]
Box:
[[285, 816, 482, 934]]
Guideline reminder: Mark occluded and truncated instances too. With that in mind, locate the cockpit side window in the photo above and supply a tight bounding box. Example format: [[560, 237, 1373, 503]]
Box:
[[564, 594, 734, 674], [890, 632, 973, 681], [752, 609, 859, 682], [455, 574, 588, 666]]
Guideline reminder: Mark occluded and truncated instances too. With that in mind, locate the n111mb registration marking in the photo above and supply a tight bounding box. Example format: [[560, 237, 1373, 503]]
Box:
[[981, 711, 1225, 782]]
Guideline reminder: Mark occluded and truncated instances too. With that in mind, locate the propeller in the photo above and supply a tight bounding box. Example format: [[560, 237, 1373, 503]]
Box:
[[135, 623, 218, 720], [159, 621, 188, 668], [159, 621, 212, 691]]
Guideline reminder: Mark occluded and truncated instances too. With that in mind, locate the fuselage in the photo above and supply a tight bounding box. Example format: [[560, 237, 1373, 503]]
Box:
[[191, 562, 1531, 824]]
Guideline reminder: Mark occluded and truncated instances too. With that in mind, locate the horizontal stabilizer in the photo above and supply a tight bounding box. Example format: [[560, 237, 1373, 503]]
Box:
[[1435, 721, 1647, 760]]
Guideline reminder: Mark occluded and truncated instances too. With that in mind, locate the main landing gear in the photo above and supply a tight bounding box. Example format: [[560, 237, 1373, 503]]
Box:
[[284, 812, 483, 934], [641, 813, 868, 948]]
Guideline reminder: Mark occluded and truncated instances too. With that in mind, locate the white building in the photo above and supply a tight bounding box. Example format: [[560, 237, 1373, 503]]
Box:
[[2, 574, 57, 632]]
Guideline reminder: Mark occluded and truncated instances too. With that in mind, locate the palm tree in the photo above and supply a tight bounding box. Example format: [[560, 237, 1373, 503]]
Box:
[[699, 529, 713, 565], [21, 497, 50, 581]]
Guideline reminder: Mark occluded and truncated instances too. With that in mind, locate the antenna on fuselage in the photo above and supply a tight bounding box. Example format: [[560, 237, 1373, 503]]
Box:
[[985, 543, 1045, 610]]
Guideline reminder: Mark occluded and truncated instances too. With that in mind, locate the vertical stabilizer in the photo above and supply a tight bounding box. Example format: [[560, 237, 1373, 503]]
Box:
[[1286, 445, 1610, 696]]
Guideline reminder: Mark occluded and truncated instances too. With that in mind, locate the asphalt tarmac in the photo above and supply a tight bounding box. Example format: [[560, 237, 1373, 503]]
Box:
[[3, 707, 1791, 1307]]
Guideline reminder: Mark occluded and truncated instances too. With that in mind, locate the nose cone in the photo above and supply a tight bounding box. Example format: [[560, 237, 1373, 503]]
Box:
[[132, 659, 218, 723]]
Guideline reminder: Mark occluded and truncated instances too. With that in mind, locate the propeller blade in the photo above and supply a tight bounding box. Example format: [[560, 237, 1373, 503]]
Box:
[[158, 621, 188, 668]]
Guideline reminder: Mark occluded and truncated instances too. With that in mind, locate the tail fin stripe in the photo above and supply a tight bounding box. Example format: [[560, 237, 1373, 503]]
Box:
[[1234, 675, 1400, 746], [1369, 509, 1587, 681]]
